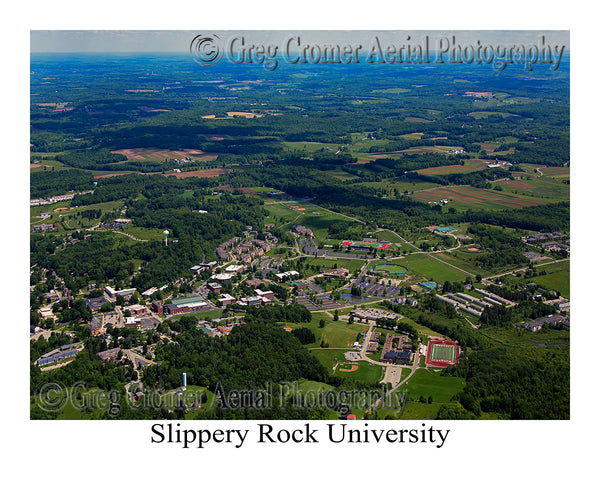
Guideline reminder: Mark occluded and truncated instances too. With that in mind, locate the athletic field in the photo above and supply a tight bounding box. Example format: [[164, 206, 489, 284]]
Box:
[[426, 339, 459, 367], [342, 240, 391, 250], [369, 264, 408, 276]]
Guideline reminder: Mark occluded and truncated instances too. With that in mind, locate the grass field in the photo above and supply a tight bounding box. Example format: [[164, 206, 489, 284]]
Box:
[[353, 179, 441, 194], [533, 260, 570, 298], [324, 169, 361, 181], [401, 253, 468, 283], [434, 250, 492, 277], [110, 147, 210, 162], [372, 229, 404, 243], [371, 87, 411, 94], [334, 361, 384, 384], [31, 200, 124, 230], [403, 369, 466, 403], [494, 175, 569, 201], [415, 159, 487, 176], [280, 316, 366, 350], [411, 185, 552, 210], [283, 141, 341, 153], [309, 348, 352, 371], [121, 226, 165, 241], [369, 263, 408, 276], [305, 257, 366, 273], [264, 202, 363, 243], [468, 111, 519, 119]]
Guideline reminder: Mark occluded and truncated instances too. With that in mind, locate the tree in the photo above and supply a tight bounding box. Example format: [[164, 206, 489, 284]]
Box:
[[333, 310, 339, 322], [319, 319, 325, 328]]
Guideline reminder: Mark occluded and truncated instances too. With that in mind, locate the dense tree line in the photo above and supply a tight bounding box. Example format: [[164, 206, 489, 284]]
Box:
[[445, 347, 569, 419], [479, 301, 557, 327]]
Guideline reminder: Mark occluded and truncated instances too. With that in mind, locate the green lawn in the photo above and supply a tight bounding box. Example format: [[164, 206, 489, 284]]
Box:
[[401, 253, 469, 283], [372, 229, 404, 243], [532, 261, 570, 298], [402, 369, 466, 403], [334, 361, 384, 384], [305, 256, 366, 274], [309, 348, 352, 371]]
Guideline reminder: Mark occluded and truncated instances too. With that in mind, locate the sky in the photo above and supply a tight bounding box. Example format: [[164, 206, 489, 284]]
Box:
[[30, 30, 570, 53]]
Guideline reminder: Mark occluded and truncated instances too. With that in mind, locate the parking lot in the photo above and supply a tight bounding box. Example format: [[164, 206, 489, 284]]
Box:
[[352, 275, 403, 298], [296, 293, 345, 311]]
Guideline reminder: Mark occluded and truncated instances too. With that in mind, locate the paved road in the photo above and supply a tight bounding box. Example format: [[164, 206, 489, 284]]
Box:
[[482, 257, 569, 282], [369, 345, 423, 412]]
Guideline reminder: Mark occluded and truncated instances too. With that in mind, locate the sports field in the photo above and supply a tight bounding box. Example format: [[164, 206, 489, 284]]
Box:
[[334, 361, 384, 384], [426, 340, 459, 367], [429, 344, 456, 362], [369, 264, 408, 276], [342, 240, 391, 250]]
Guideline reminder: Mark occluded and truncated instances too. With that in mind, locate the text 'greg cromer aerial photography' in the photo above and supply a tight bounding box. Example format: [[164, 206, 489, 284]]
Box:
[[30, 30, 570, 421]]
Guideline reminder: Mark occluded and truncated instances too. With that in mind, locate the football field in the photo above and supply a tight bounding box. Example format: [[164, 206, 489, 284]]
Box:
[[429, 344, 456, 362]]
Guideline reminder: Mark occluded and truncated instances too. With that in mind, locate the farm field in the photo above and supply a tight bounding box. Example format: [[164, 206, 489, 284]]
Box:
[[414, 159, 488, 176], [324, 169, 361, 181], [494, 175, 570, 200], [163, 168, 232, 179], [411, 185, 552, 210], [30, 158, 72, 172], [371, 87, 411, 94], [283, 141, 341, 153], [468, 111, 520, 119], [110, 148, 210, 162], [539, 166, 570, 177], [352, 179, 441, 193]]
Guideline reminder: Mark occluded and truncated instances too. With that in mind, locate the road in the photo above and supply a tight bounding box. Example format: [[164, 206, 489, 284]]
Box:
[[369, 344, 423, 412], [482, 257, 569, 282]]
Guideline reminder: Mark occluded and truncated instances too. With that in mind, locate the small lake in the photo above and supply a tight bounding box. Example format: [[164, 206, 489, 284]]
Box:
[[339, 293, 371, 303]]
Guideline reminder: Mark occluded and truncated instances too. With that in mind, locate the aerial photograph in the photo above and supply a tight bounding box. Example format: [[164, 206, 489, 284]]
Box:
[[29, 30, 570, 421]]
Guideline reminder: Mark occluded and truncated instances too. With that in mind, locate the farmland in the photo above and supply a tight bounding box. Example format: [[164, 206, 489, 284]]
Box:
[[411, 185, 552, 210], [110, 148, 210, 161], [415, 159, 488, 176]]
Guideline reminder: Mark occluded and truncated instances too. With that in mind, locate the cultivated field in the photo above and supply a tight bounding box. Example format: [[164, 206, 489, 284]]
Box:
[[164, 168, 232, 179], [411, 185, 551, 210], [110, 148, 210, 161], [415, 159, 487, 176]]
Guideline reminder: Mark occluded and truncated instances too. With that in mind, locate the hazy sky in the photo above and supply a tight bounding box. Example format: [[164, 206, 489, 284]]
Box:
[[30, 30, 569, 53]]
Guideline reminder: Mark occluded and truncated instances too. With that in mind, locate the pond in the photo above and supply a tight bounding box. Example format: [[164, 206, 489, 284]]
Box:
[[339, 293, 371, 303]]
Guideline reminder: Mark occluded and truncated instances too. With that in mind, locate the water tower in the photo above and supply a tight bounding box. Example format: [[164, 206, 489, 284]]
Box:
[[163, 230, 169, 246]]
